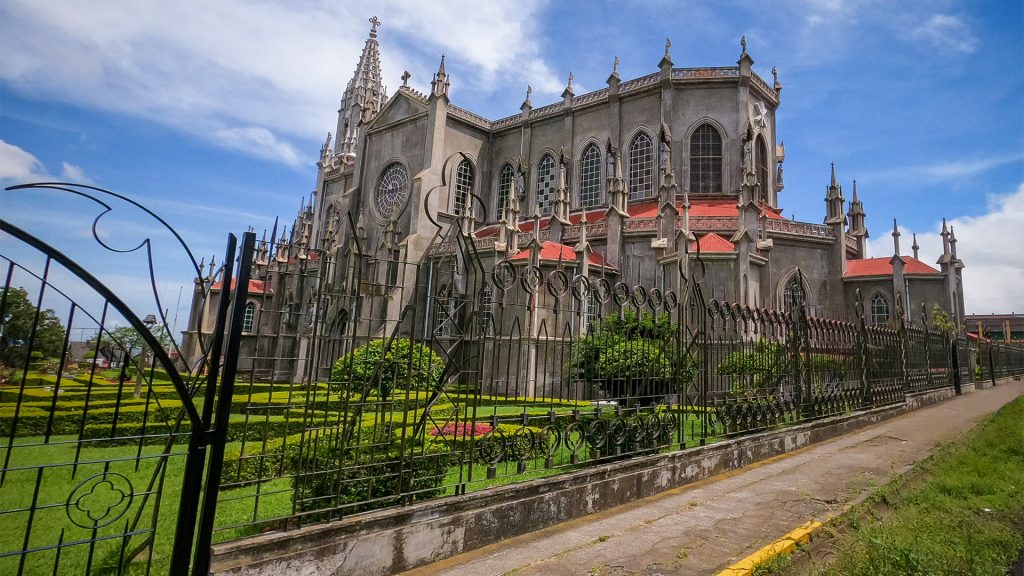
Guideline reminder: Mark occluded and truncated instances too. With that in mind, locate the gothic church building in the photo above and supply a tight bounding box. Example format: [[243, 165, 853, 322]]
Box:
[[184, 19, 966, 379]]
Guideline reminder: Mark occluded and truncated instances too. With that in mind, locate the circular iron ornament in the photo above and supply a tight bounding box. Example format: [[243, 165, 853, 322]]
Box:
[[65, 472, 134, 529], [374, 162, 411, 219], [664, 290, 678, 312], [708, 299, 721, 317], [571, 275, 590, 302], [546, 270, 570, 298], [647, 288, 663, 311], [627, 415, 646, 443], [586, 418, 609, 448], [541, 425, 562, 457], [563, 422, 584, 453], [660, 413, 676, 441], [493, 260, 517, 291], [520, 265, 543, 294], [595, 278, 613, 304], [612, 282, 631, 306], [630, 285, 647, 309], [476, 429, 507, 465], [644, 413, 662, 442], [507, 427, 538, 461], [608, 418, 628, 447]]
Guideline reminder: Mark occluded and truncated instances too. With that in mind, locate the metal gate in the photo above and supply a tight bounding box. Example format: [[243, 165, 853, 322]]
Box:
[[0, 183, 254, 575]]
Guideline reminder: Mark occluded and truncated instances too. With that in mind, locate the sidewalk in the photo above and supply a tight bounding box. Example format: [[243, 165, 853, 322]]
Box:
[[400, 380, 1024, 576]]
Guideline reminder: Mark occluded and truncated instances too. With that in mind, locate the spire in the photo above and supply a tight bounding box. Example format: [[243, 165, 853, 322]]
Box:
[[738, 35, 753, 65], [949, 225, 958, 259], [521, 84, 532, 111], [825, 163, 844, 223], [561, 72, 574, 100], [940, 217, 950, 255], [912, 233, 920, 260], [431, 54, 450, 99], [851, 178, 859, 203], [659, 37, 673, 68], [335, 16, 385, 156], [892, 219, 901, 256]]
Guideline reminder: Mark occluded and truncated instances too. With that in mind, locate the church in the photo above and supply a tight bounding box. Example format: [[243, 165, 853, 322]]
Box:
[[183, 18, 966, 383]]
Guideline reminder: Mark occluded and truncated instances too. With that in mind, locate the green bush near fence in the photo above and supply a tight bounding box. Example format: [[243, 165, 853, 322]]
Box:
[[331, 338, 445, 401]]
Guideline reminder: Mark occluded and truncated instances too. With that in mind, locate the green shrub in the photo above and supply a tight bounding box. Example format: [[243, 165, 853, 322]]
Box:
[[331, 339, 445, 401], [290, 427, 455, 518], [717, 340, 789, 394]]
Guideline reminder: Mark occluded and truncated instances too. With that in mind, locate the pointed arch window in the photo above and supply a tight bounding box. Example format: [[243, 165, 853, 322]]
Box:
[[628, 132, 655, 200], [242, 301, 256, 333], [756, 135, 769, 203], [690, 124, 723, 194], [496, 163, 515, 220], [783, 275, 806, 315], [579, 143, 602, 208], [453, 158, 473, 216], [536, 154, 556, 215], [870, 293, 890, 326]]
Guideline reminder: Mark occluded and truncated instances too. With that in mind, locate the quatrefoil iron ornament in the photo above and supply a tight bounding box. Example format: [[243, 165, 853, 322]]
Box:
[[65, 472, 134, 529]]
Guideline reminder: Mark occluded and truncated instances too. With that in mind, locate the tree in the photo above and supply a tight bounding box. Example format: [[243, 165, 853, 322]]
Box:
[[930, 304, 956, 335], [571, 310, 689, 402], [86, 325, 174, 366], [716, 339, 789, 394], [331, 339, 445, 401], [0, 287, 67, 371]]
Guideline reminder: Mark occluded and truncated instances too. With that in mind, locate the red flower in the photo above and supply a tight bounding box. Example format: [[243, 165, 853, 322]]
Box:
[[429, 422, 493, 438]]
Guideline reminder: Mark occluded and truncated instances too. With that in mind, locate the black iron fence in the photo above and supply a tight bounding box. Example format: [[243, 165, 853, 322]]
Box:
[[2, 184, 1023, 574], [207, 231, 1024, 546], [0, 184, 254, 575]]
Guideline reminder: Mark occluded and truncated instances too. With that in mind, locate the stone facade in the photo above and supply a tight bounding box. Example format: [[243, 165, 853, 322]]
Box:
[[182, 19, 967, 380]]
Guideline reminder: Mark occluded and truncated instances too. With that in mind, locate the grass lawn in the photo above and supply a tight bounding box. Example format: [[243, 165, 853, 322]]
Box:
[[0, 435, 293, 575], [762, 395, 1024, 576], [1, 369, 722, 574]]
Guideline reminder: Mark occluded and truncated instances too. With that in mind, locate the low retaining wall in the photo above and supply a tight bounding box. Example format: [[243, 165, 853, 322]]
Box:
[[209, 387, 967, 576]]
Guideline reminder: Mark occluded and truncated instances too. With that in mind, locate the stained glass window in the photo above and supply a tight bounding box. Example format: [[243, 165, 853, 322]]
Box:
[[689, 124, 723, 194], [579, 143, 602, 208], [453, 158, 473, 216], [629, 132, 654, 200], [375, 162, 410, 218], [536, 154, 556, 215], [497, 163, 515, 220]]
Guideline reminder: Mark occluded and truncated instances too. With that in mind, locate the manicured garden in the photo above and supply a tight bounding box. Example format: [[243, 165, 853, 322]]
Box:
[[0, 359, 710, 575]]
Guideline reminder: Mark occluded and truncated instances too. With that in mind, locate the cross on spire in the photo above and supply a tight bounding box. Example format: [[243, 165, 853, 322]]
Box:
[[369, 16, 381, 37]]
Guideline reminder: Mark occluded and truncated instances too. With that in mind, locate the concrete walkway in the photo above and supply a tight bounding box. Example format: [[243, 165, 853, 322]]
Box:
[[400, 380, 1024, 576]]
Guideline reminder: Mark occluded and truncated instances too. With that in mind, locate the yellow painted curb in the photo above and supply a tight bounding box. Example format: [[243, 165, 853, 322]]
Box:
[[716, 520, 822, 576]]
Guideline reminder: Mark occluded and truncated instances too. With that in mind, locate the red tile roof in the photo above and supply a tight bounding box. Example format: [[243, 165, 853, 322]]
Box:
[[509, 241, 615, 269], [474, 199, 783, 238], [844, 256, 940, 278], [629, 198, 785, 220], [210, 278, 274, 294], [690, 232, 736, 253]]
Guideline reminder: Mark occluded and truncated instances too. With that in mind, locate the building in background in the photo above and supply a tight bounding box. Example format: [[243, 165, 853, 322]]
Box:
[[182, 18, 966, 382]]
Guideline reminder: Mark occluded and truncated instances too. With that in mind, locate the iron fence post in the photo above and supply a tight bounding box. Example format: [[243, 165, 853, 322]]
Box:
[[168, 233, 240, 576], [951, 336, 962, 395], [192, 231, 255, 575]]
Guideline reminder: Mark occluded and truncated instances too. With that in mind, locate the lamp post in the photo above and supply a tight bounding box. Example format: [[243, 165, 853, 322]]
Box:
[[135, 314, 158, 398]]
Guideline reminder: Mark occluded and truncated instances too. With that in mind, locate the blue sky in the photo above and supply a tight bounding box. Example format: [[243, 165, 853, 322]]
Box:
[[1, 0, 1023, 330]]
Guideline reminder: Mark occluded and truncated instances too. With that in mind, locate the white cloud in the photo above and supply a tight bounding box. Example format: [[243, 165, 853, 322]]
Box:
[[912, 14, 978, 53], [214, 127, 304, 168], [867, 183, 1024, 314], [0, 139, 50, 181], [860, 153, 1023, 185], [60, 162, 91, 183], [0, 0, 559, 166]]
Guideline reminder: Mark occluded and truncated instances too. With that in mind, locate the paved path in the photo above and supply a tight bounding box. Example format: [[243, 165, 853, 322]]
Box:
[[400, 380, 1024, 576]]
